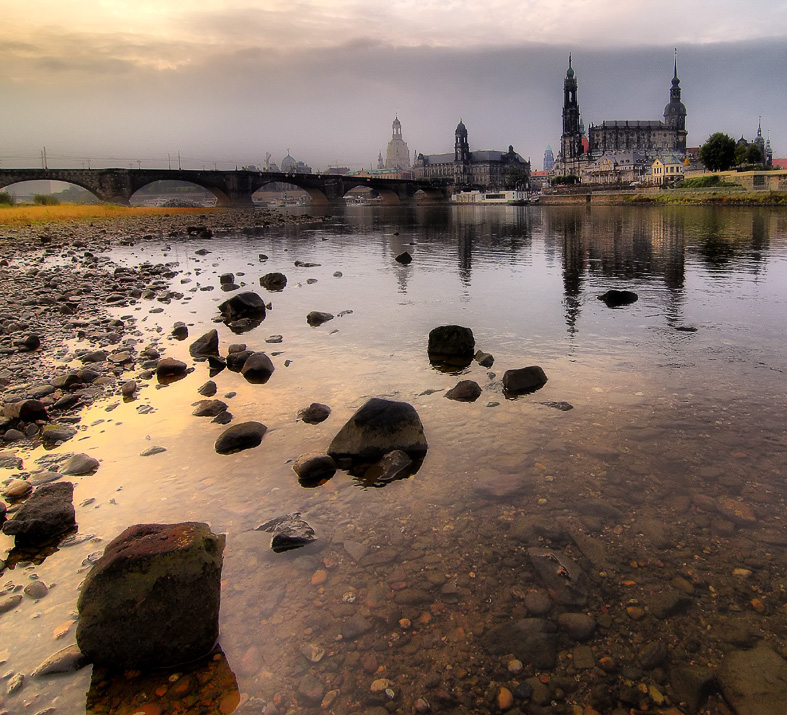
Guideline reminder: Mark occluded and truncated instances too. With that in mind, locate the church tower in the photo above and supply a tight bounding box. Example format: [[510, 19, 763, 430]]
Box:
[[454, 119, 471, 185], [664, 50, 687, 153], [385, 116, 411, 171], [560, 55, 583, 172]]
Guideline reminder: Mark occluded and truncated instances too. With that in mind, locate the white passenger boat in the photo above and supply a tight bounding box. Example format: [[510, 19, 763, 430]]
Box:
[[450, 190, 530, 205]]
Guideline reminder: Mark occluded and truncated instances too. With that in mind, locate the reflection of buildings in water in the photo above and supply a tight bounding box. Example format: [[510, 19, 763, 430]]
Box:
[[549, 207, 689, 332], [689, 208, 772, 278]]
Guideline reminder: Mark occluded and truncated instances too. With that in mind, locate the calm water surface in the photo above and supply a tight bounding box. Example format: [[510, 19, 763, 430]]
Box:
[[2, 205, 786, 714]]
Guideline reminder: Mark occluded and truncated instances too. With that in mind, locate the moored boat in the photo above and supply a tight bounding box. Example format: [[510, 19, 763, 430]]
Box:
[[450, 189, 531, 205]]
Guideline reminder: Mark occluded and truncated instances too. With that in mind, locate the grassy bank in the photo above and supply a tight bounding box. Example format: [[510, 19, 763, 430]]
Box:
[[623, 190, 787, 206], [0, 203, 219, 227]]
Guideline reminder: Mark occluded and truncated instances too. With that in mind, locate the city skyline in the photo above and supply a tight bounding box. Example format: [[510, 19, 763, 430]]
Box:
[[2, 1, 785, 171]]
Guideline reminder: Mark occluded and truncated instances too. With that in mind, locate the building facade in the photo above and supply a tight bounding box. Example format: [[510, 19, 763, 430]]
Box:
[[555, 54, 688, 183], [414, 121, 530, 190]]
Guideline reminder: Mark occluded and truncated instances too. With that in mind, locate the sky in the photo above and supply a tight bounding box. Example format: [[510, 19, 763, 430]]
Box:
[[2, 0, 786, 172]]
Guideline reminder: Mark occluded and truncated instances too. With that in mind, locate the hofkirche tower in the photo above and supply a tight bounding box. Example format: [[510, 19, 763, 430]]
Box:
[[560, 55, 584, 173], [663, 51, 688, 152]]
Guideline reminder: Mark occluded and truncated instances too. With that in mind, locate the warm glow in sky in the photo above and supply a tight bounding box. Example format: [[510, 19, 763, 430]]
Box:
[[2, 1, 785, 169]]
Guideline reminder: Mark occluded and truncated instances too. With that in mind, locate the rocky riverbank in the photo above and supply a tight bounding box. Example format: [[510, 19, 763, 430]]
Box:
[[0, 208, 323, 430]]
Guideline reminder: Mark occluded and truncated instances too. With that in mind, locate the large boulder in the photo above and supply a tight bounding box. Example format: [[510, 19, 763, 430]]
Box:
[[76, 522, 225, 670], [328, 398, 428, 466], [240, 353, 275, 384], [218, 292, 266, 322], [428, 325, 475, 368], [503, 366, 548, 395], [2, 482, 75, 543], [189, 329, 219, 358]]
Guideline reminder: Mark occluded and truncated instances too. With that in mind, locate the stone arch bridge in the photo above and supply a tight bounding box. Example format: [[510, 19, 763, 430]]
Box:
[[0, 168, 451, 206]]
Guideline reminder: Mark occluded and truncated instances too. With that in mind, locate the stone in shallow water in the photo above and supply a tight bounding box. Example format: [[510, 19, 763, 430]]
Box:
[[718, 645, 787, 715], [328, 397, 428, 466], [2, 482, 75, 543], [527, 547, 589, 608], [256, 512, 316, 553], [298, 402, 331, 424], [481, 618, 558, 670], [76, 522, 225, 669], [503, 366, 548, 395], [32, 644, 89, 677], [445, 379, 482, 402], [428, 325, 475, 368], [189, 329, 219, 358], [306, 311, 334, 326], [598, 289, 638, 307], [214, 421, 266, 454], [61, 453, 100, 476], [293, 453, 336, 485]]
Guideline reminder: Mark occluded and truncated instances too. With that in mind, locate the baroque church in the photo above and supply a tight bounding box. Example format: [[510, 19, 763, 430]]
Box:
[[556, 54, 688, 181], [414, 120, 530, 189]]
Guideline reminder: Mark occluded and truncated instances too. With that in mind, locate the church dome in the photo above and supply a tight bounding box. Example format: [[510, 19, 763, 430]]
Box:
[[664, 100, 686, 117], [392, 116, 401, 128], [280, 153, 296, 172], [455, 120, 468, 137]]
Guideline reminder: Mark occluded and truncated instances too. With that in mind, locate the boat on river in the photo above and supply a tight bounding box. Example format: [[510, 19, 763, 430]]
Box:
[[450, 189, 534, 205]]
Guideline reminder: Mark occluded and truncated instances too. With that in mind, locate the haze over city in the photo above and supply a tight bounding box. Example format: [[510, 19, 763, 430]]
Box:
[[2, 0, 785, 170]]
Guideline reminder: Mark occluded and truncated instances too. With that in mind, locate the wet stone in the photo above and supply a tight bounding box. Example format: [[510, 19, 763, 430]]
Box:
[[256, 512, 316, 553], [717, 645, 787, 715], [527, 547, 589, 607], [445, 379, 482, 402], [298, 402, 331, 424], [524, 590, 553, 615], [650, 590, 693, 619], [342, 613, 373, 640], [557, 612, 596, 641], [573, 645, 596, 669]]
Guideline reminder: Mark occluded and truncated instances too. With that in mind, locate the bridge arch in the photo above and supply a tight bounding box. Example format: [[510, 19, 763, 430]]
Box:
[[129, 179, 224, 207], [0, 178, 102, 204], [250, 176, 329, 206], [342, 180, 402, 205]]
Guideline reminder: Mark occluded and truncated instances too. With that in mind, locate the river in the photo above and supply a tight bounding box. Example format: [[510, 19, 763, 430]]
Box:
[[1, 204, 786, 714]]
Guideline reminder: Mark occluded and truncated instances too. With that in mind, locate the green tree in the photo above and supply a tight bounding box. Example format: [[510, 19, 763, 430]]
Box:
[[0, 191, 14, 206], [735, 141, 749, 166], [745, 143, 764, 165], [699, 133, 736, 172], [505, 164, 530, 190], [33, 194, 60, 206]]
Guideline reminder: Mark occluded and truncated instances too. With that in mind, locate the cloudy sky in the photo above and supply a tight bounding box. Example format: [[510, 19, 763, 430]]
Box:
[[2, 0, 785, 171]]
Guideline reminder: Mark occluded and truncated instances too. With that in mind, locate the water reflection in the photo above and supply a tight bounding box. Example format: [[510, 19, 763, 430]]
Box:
[[85, 645, 239, 715]]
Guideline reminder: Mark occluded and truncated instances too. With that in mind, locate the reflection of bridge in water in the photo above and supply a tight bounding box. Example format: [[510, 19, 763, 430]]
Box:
[[0, 168, 452, 207]]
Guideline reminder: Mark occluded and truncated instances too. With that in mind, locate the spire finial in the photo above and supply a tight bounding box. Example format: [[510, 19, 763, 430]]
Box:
[[569, 52, 572, 69], [673, 47, 678, 78]]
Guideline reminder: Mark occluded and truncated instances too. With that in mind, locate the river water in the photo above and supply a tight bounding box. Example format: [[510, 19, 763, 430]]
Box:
[[1, 204, 786, 714]]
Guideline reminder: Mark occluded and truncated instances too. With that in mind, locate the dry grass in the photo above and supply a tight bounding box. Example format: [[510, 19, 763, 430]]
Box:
[[0, 203, 219, 227]]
